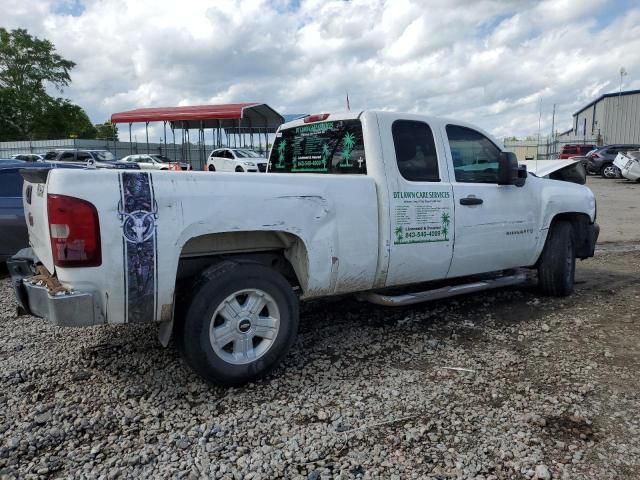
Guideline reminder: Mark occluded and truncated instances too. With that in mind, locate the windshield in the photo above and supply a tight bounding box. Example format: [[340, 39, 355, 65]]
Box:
[[234, 149, 262, 158], [150, 155, 173, 163], [93, 151, 115, 161]]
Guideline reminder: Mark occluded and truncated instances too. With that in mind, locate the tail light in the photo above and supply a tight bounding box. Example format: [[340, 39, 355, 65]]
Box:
[[48, 194, 101, 267]]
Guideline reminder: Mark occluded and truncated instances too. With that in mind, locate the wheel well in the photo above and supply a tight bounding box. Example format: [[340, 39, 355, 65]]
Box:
[[176, 230, 308, 291], [549, 212, 593, 259]]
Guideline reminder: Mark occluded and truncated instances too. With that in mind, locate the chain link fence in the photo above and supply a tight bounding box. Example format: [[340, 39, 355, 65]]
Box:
[[0, 138, 271, 171], [503, 137, 600, 160]]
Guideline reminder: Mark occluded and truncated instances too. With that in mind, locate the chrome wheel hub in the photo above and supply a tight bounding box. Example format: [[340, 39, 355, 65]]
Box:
[[209, 289, 280, 365]]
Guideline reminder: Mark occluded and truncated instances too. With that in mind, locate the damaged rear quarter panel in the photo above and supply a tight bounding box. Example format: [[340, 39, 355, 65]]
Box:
[[164, 171, 380, 300]]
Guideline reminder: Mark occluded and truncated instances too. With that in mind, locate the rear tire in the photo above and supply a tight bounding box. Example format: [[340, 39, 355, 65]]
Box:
[[538, 221, 576, 297], [601, 164, 619, 178], [178, 261, 299, 385]]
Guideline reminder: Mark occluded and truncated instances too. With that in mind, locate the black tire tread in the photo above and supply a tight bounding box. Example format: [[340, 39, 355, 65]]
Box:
[[178, 260, 298, 385], [538, 221, 575, 297]]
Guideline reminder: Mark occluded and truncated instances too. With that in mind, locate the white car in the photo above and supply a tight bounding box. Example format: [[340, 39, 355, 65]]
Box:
[[613, 151, 640, 182], [121, 154, 191, 171], [206, 148, 267, 172]]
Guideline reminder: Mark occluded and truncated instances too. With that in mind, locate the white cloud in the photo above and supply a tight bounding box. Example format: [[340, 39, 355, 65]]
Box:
[[2, 0, 638, 139]]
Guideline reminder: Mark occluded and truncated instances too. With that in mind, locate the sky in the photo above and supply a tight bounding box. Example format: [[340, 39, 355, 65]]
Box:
[[2, 0, 640, 141]]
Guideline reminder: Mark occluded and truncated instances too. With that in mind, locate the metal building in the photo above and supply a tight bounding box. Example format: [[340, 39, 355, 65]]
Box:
[[572, 89, 640, 144]]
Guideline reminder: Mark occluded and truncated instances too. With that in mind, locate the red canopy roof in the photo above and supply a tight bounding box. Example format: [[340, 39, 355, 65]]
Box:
[[110, 103, 284, 132]]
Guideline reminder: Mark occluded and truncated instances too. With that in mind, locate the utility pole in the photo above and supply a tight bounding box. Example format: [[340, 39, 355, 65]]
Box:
[[550, 103, 556, 158], [536, 97, 542, 162]]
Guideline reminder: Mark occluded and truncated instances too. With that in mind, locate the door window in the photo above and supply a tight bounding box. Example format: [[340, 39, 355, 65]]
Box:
[[446, 125, 501, 183], [392, 120, 439, 182], [59, 152, 75, 161], [77, 152, 93, 161]]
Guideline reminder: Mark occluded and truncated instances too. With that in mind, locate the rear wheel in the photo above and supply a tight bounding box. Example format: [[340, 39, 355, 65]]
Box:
[[177, 261, 299, 385], [538, 221, 576, 297], [601, 164, 620, 178], [208, 164, 216, 172]]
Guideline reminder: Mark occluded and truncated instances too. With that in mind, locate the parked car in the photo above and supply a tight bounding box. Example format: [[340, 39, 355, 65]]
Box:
[[42, 149, 139, 170], [586, 144, 640, 178], [206, 148, 268, 172], [559, 144, 597, 159], [613, 151, 640, 182], [0, 161, 83, 262], [7, 111, 598, 385], [120, 154, 191, 171], [11, 153, 44, 162]]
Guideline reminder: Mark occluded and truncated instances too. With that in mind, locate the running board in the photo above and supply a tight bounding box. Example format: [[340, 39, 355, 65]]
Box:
[[359, 272, 529, 307]]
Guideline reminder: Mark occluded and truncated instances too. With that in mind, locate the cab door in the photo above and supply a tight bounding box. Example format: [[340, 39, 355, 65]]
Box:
[[378, 114, 455, 287], [443, 124, 539, 278]]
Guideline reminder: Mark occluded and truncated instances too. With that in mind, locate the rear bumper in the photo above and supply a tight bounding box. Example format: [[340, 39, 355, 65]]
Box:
[[7, 248, 100, 327]]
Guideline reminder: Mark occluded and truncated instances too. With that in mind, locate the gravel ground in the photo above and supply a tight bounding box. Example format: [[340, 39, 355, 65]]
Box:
[[586, 176, 640, 243], [2, 175, 639, 479], [1, 248, 639, 479]]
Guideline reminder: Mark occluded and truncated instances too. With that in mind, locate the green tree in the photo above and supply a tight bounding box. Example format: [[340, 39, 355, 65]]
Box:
[[0, 28, 76, 139], [95, 121, 118, 140], [31, 98, 97, 139]]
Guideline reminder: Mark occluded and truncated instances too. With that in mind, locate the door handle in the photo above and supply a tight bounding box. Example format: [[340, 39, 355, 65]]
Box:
[[459, 197, 483, 206]]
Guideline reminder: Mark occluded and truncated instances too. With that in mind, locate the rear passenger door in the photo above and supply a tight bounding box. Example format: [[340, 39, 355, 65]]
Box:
[[378, 115, 455, 286]]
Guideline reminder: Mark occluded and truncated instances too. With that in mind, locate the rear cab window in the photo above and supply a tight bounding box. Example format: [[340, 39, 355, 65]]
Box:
[[269, 119, 366, 174]]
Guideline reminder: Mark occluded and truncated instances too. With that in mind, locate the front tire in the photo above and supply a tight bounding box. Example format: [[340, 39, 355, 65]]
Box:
[[178, 261, 299, 385], [208, 164, 216, 172], [235, 166, 244, 172], [538, 221, 576, 297]]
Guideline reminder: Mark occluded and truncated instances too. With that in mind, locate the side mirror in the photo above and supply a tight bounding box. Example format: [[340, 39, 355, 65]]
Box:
[[498, 151, 527, 187]]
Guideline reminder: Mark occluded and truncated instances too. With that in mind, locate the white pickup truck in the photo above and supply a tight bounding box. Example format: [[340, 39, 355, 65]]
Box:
[[8, 111, 599, 385]]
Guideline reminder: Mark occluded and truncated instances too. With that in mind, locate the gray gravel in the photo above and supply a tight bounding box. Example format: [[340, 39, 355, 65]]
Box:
[[1, 249, 639, 479]]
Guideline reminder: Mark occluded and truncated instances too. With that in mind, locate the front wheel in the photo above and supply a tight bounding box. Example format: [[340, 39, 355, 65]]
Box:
[[538, 221, 576, 297], [235, 166, 244, 172], [208, 164, 216, 172], [601, 164, 620, 178], [178, 261, 299, 385]]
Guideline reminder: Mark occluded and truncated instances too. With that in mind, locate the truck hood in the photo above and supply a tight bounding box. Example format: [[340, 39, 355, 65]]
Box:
[[520, 159, 586, 185]]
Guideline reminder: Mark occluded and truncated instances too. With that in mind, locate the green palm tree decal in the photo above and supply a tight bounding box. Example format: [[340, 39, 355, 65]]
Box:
[[321, 142, 330, 169], [276, 140, 286, 168], [441, 211, 450, 240], [394, 226, 404, 242], [340, 132, 356, 167]]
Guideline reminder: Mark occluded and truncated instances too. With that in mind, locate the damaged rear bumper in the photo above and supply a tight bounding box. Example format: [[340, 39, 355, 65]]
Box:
[[7, 248, 101, 327]]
